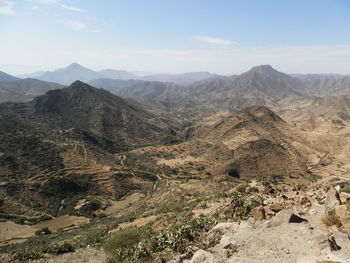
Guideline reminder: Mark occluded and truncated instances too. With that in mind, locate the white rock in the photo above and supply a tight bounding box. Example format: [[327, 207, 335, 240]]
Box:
[[189, 249, 218, 263], [212, 222, 239, 234]]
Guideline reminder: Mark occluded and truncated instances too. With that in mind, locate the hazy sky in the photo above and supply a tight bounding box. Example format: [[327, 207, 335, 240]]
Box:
[[1, 0, 350, 75]]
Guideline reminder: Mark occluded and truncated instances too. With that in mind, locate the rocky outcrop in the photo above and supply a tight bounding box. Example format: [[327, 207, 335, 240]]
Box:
[[184, 186, 350, 263]]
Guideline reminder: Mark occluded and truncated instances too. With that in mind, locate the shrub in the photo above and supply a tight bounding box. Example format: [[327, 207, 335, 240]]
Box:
[[150, 216, 215, 253], [226, 167, 240, 178], [35, 227, 52, 236], [103, 228, 142, 254], [104, 216, 215, 263], [13, 249, 44, 261], [79, 199, 102, 216], [230, 191, 263, 220], [43, 241, 75, 255]]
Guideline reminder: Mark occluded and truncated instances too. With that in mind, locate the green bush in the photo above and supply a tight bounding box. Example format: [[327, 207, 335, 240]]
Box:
[[150, 216, 215, 253], [103, 228, 142, 254], [35, 227, 52, 236], [43, 241, 75, 255], [13, 249, 44, 261], [230, 191, 263, 220], [104, 216, 215, 263]]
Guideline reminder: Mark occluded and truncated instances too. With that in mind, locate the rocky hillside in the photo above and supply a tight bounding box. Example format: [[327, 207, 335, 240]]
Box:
[[0, 81, 179, 221], [0, 78, 64, 103], [0, 71, 19, 82]]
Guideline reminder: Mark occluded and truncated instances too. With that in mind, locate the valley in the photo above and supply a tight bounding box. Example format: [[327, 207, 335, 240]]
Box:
[[1, 65, 350, 263]]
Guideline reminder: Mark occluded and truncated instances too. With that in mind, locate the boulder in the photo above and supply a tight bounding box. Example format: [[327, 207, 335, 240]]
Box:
[[252, 206, 266, 221], [326, 188, 341, 211], [211, 222, 239, 234], [300, 196, 309, 205], [206, 222, 239, 247], [189, 250, 217, 263], [339, 192, 350, 208], [220, 233, 237, 248], [288, 214, 308, 223], [335, 205, 350, 229]]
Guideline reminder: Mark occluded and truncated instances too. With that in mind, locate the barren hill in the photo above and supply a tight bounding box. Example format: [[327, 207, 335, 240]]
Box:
[[0, 78, 64, 103], [0, 81, 179, 221]]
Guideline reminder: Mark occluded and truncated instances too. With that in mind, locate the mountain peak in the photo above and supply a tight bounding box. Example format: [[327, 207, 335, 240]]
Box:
[[248, 65, 278, 74], [70, 80, 88, 88], [0, 70, 20, 82], [66, 63, 85, 69]]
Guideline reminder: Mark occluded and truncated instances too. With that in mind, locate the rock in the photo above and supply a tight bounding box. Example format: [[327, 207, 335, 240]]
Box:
[[275, 185, 284, 192], [323, 208, 342, 227], [206, 222, 239, 247], [326, 188, 340, 211], [328, 224, 341, 234], [300, 196, 309, 205], [220, 233, 237, 248], [252, 206, 266, 221], [335, 205, 350, 229], [296, 256, 346, 263], [333, 232, 350, 251], [268, 209, 308, 227], [346, 197, 350, 210], [269, 203, 286, 213], [339, 192, 350, 208], [189, 249, 217, 263], [288, 214, 308, 223], [268, 209, 292, 227], [328, 234, 341, 251], [211, 222, 239, 234]]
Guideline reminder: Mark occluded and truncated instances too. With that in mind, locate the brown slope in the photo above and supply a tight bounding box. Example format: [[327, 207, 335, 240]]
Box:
[[280, 95, 350, 131], [195, 106, 309, 179], [3, 81, 177, 149], [0, 78, 64, 103], [136, 106, 315, 182], [0, 81, 179, 220]]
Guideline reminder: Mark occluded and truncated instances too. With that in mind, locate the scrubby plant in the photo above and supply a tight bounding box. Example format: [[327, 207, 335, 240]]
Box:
[[104, 216, 215, 263], [35, 227, 52, 236], [150, 215, 215, 253], [43, 241, 75, 255], [13, 249, 44, 261], [103, 228, 143, 254], [230, 189, 263, 220]]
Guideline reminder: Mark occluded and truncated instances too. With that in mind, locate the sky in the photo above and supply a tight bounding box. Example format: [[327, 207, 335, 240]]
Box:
[[1, 0, 350, 75]]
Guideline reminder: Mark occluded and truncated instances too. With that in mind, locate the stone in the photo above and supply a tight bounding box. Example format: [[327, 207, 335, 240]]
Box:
[[269, 209, 292, 227], [328, 234, 341, 251], [334, 232, 350, 250], [211, 222, 239, 234], [189, 249, 217, 263], [335, 205, 350, 229], [220, 234, 237, 248], [326, 188, 340, 211], [288, 214, 308, 223], [300, 196, 309, 205], [339, 192, 350, 208], [206, 222, 239, 247], [252, 206, 266, 221], [269, 203, 286, 213]]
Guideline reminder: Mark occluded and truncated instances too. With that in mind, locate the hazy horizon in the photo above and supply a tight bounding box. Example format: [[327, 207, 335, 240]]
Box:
[[1, 0, 350, 75]]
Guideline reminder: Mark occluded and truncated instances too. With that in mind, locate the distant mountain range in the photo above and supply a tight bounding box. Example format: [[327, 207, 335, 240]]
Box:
[[15, 63, 221, 85], [139, 71, 219, 84], [0, 78, 64, 103], [0, 70, 19, 82], [2, 64, 350, 117]]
